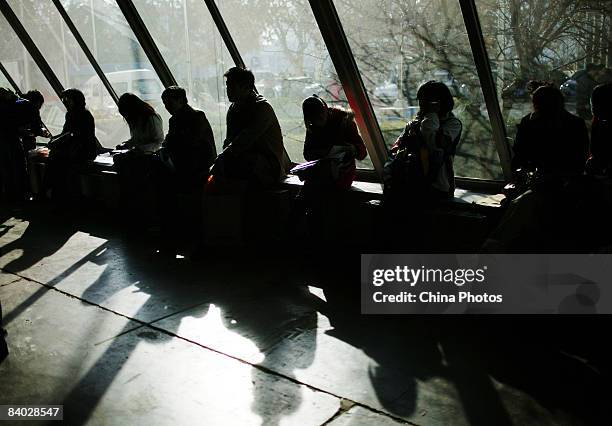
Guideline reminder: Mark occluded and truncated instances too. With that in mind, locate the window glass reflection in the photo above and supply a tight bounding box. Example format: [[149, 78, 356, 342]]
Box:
[[217, 0, 373, 168], [333, 0, 504, 179]]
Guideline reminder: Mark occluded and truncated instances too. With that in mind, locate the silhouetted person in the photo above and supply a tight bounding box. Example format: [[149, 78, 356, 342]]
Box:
[[159, 86, 215, 185], [213, 67, 288, 189], [20, 90, 51, 151], [113, 93, 164, 222], [44, 88, 97, 200], [115, 92, 163, 154], [0, 88, 21, 202], [586, 83, 612, 176], [0, 88, 50, 202], [388, 80, 462, 200], [575, 63, 602, 120], [152, 86, 215, 254], [300, 95, 367, 190], [512, 85, 588, 177], [486, 86, 590, 251], [290, 95, 367, 242]]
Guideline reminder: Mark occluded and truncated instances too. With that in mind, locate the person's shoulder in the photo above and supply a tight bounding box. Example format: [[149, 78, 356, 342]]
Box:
[[563, 110, 587, 126], [442, 112, 461, 126]]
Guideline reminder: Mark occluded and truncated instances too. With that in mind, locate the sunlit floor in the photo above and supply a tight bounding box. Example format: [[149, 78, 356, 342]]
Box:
[[0, 203, 608, 426]]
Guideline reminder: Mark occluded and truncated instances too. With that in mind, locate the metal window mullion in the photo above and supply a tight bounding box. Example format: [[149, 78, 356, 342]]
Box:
[[0, 60, 22, 95], [115, 0, 177, 88], [0, 0, 64, 97], [308, 0, 388, 177], [459, 0, 512, 180], [52, 0, 119, 105], [202, 0, 245, 68]]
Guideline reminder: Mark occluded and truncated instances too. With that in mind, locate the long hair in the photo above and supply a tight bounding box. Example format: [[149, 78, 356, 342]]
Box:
[[118, 92, 156, 126]]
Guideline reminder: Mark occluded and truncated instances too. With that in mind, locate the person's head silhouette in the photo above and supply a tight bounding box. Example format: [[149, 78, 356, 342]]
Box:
[[417, 80, 454, 117], [224, 67, 255, 103], [161, 86, 188, 116], [61, 88, 86, 111], [531, 85, 565, 116], [302, 94, 328, 131]]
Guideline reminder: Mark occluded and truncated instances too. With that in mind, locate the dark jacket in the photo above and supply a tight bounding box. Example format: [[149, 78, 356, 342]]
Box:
[[512, 109, 589, 177], [588, 118, 612, 175], [51, 108, 97, 163], [303, 107, 367, 189], [163, 104, 216, 178], [223, 93, 287, 184]]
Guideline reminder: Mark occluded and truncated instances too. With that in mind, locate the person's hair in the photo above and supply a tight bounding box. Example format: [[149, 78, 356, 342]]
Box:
[[526, 80, 550, 96], [118, 92, 156, 125], [161, 86, 188, 104], [224, 67, 255, 89], [417, 80, 454, 115], [531, 85, 565, 114], [22, 89, 44, 107], [61, 88, 86, 109], [302, 94, 328, 120], [591, 82, 612, 119], [0, 87, 17, 103]]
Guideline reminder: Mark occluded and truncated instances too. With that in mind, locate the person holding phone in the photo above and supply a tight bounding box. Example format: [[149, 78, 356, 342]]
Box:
[[389, 80, 462, 199]]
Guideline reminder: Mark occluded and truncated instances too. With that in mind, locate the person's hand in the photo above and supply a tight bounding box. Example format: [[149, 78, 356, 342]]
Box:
[[420, 101, 440, 115]]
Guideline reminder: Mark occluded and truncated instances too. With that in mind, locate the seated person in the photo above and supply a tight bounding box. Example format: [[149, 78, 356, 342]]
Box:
[[44, 88, 98, 200], [512, 85, 589, 178], [113, 93, 164, 218], [152, 86, 216, 253], [485, 86, 591, 251], [586, 83, 612, 176], [212, 67, 288, 189], [386, 80, 462, 200], [300, 94, 367, 191], [159, 86, 216, 188], [0, 88, 23, 201], [19, 90, 52, 151], [115, 92, 163, 154]]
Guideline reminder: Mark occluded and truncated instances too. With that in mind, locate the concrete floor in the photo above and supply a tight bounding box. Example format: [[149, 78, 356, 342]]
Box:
[[0, 204, 609, 426]]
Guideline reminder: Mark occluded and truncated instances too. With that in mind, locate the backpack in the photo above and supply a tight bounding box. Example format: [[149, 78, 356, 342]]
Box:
[[383, 116, 461, 200]]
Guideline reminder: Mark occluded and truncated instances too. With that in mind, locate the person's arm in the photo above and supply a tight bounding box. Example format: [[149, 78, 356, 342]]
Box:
[[193, 111, 216, 168], [344, 118, 367, 160], [512, 117, 529, 172], [576, 118, 590, 173], [162, 115, 176, 149], [419, 112, 441, 152], [223, 102, 275, 155], [303, 130, 330, 161]]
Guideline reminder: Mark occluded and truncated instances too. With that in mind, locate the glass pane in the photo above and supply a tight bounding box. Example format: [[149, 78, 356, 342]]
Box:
[[0, 68, 11, 88], [133, 0, 231, 154], [0, 11, 66, 139], [477, 1, 612, 139], [217, 0, 373, 169], [8, 0, 131, 148], [333, 0, 503, 179]]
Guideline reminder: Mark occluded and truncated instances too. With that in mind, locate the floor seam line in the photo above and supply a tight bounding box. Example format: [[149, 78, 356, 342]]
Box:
[[1, 268, 419, 424]]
